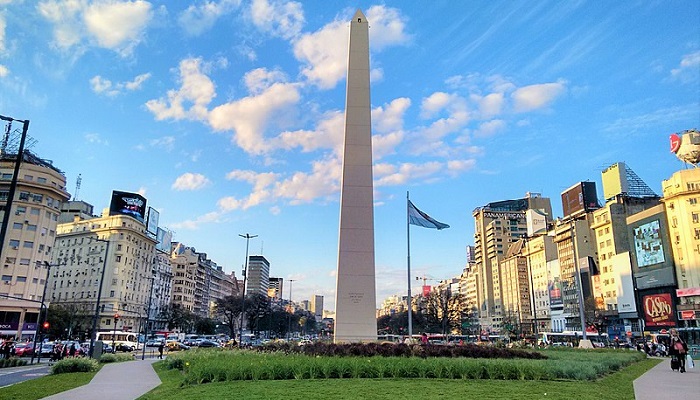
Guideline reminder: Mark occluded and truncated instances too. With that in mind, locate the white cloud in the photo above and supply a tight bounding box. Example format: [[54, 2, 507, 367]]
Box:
[[149, 136, 175, 151], [0, 65, 7, 77], [250, 0, 304, 40], [172, 172, 211, 191], [670, 50, 700, 82], [178, 0, 240, 37], [170, 211, 222, 230], [274, 110, 343, 154], [293, 19, 347, 89], [447, 159, 477, 174], [38, 0, 152, 57], [477, 92, 504, 118], [84, 132, 108, 145], [374, 161, 443, 187], [373, 97, 410, 133], [208, 81, 300, 155], [293, 6, 409, 89], [511, 80, 566, 112], [243, 67, 288, 94], [90, 72, 150, 96], [145, 58, 216, 121], [474, 119, 506, 138], [365, 5, 411, 51]]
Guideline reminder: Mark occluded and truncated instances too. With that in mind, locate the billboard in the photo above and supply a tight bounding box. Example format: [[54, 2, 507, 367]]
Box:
[[633, 219, 664, 267], [109, 191, 147, 222], [156, 227, 173, 254], [547, 259, 563, 309], [526, 209, 547, 236], [561, 181, 599, 218], [627, 205, 675, 290], [146, 207, 159, 235], [642, 293, 675, 327]]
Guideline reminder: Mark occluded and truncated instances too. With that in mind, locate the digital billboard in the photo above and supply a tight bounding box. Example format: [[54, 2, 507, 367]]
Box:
[[109, 191, 147, 222], [627, 204, 675, 290], [547, 259, 563, 309], [561, 181, 600, 218], [633, 219, 665, 267]]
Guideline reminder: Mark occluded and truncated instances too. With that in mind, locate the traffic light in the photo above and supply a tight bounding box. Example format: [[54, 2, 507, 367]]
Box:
[[114, 314, 120, 322], [43, 321, 49, 330]]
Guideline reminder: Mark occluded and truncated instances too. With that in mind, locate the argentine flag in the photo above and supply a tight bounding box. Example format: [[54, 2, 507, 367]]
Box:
[[408, 200, 450, 230]]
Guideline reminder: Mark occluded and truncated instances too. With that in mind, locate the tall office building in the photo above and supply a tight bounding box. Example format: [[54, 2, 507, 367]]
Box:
[[0, 150, 70, 340], [472, 192, 552, 331], [268, 277, 283, 299], [246, 255, 270, 296], [310, 294, 324, 321]]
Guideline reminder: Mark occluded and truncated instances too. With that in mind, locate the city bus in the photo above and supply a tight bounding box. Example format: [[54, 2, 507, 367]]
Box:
[[538, 331, 609, 347], [95, 331, 140, 351]]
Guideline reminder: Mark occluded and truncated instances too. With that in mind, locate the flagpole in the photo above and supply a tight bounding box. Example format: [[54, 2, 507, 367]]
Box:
[[406, 191, 413, 339]]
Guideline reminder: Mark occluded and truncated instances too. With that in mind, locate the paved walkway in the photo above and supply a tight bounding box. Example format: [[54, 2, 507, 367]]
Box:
[[633, 356, 699, 400], [41, 358, 161, 400]]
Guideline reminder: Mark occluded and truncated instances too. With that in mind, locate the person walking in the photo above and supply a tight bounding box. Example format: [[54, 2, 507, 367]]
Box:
[[669, 328, 689, 373], [157, 342, 164, 359]]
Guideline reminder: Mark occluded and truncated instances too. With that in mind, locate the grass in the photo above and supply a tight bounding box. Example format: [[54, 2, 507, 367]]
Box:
[[139, 358, 661, 400], [0, 370, 96, 400]]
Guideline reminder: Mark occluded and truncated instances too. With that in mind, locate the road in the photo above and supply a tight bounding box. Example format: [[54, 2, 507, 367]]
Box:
[[0, 361, 51, 388]]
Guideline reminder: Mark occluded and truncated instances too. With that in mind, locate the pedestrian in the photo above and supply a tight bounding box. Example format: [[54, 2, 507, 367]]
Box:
[[669, 328, 689, 373], [157, 342, 164, 359], [421, 333, 428, 345], [69, 343, 77, 357]]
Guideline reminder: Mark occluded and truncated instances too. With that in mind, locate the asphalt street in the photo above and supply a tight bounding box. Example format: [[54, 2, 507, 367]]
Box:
[[0, 362, 51, 388]]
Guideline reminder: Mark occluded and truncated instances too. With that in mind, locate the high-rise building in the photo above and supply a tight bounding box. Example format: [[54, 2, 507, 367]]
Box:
[[246, 255, 269, 296], [310, 295, 324, 321], [662, 168, 700, 331], [268, 277, 283, 299], [472, 192, 552, 331], [0, 150, 70, 340]]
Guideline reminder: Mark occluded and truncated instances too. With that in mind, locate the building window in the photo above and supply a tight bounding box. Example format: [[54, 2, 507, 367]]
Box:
[[27, 224, 37, 232], [16, 276, 26, 282], [19, 192, 30, 201], [30, 208, 40, 215], [1, 173, 11, 180], [23, 241, 33, 248], [12, 222, 22, 230], [19, 258, 30, 265], [690, 198, 698, 205], [693, 213, 699, 224], [23, 175, 33, 181], [1, 275, 11, 282], [37, 177, 47, 183], [9, 239, 19, 248]]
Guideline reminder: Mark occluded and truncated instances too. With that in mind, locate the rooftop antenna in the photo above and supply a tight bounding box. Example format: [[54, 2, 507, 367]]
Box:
[[74, 174, 82, 201]]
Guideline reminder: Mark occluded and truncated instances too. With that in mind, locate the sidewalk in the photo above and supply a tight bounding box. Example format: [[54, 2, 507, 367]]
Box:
[[633, 356, 698, 400], [41, 358, 161, 400]]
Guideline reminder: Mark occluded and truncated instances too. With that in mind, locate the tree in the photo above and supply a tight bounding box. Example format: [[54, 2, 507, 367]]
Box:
[[194, 318, 217, 335], [244, 293, 271, 335], [421, 290, 463, 335], [215, 295, 243, 337], [47, 303, 92, 340], [164, 304, 196, 333]]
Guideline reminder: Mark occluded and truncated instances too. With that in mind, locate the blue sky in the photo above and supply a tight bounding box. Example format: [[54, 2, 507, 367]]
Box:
[[1, 1, 698, 312]]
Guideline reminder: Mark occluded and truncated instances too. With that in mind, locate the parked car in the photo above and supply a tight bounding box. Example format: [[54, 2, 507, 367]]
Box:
[[13, 342, 35, 357], [197, 340, 219, 348], [115, 343, 135, 352]]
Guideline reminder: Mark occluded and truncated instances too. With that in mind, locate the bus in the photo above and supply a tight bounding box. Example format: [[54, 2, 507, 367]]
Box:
[[95, 331, 140, 351], [538, 331, 609, 348]]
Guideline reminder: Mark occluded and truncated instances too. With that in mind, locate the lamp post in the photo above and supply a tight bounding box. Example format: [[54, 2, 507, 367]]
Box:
[[89, 237, 111, 358], [141, 273, 155, 360], [0, 115, 29, 265], [31, 261, 55, 364], [238, 233, 257, 344], [287, 279, 295, 340]]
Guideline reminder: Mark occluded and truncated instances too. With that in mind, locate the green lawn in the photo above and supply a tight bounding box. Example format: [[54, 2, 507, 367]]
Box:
[[0, 371, 96, 400], [139, 357, 661, 400]]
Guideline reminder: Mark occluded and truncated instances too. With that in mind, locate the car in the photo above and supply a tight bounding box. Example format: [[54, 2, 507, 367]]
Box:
[[197, 340, 219, 348], [146, 339, 164, 347], [115, 343, 135, 352], [13, 342, 35, 357], [166, 341, 190, 351], [40, 343, 54, 357], [298, 339, 312, 346]]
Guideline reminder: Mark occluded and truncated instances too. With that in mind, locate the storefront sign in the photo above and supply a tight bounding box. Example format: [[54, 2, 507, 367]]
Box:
[[643, 293, 675, 327]]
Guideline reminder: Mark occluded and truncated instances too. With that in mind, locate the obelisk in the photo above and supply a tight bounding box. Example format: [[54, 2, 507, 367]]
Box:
[[334, 9, 377, 343]]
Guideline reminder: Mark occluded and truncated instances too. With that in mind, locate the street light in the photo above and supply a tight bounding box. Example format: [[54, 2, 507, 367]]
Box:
[[31, 261, 58, 364], [89, 236, 111, 358], [238, 233, 257, 344], [141, 273, 156, 360], [287, 279, 296, 340]]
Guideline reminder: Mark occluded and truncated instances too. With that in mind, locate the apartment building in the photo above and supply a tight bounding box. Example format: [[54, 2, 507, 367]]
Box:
[[246, 255, 270, 296], [0, 151, 70, 340]]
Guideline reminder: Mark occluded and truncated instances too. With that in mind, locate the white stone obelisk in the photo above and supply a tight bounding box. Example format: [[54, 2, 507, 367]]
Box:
[[334, 9, 377, 343]]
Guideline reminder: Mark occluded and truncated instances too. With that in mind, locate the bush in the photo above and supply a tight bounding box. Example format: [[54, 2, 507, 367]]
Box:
[[99, 353, 134, 363], [0, 357, 28, 368], [51, 358, 99, 374]]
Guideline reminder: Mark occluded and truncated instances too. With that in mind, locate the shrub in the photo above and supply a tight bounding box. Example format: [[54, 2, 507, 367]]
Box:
[[0, 357, 27, 368], [51, 358, 99, 374], [99, 353, 134, 363]]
